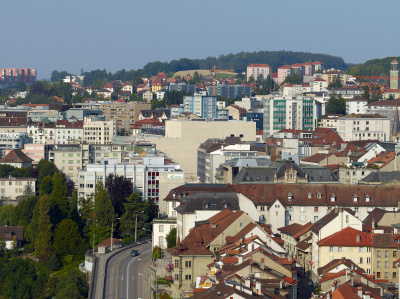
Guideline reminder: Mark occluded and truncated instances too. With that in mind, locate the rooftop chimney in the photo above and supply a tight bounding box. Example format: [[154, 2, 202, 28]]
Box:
[[357, 286, 363, 298], [238, 255, 243, 264]]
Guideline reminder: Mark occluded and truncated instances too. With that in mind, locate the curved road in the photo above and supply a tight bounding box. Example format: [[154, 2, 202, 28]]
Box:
[[104, 243, 152, 299]]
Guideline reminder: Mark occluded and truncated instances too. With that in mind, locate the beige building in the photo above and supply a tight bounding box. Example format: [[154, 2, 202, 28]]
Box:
[[321, 70, 346, 86], [99, 101, 151, 134], [83, 117, 117, 145], [147, 120, 256, 182], [371, 234, 399, 283], [337, 114, 391, 142], [0, 178, 36, 204], [318, 114, 343, 131]]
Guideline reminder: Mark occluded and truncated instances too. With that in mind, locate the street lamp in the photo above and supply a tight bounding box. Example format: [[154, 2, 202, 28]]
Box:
[[111, 217, 120, 251], [135, 211, 145, 243]]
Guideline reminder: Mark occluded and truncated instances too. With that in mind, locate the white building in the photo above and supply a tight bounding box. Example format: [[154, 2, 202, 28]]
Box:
[[0, 177, 36, 204], [246, 64, 272, 81], [77, 151, 184, 214], [346, 96, 368, 115], [83, 117, 116, 145], [0, 132, 32, 157], [28, 120, 83, 145], [310, 78, 328, 92], [282, 84, 311, 97], [263, 96, 316, 138], [337, 114, 391, 142]]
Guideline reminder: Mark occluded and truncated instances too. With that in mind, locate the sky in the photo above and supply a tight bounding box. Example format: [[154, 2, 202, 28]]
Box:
[[1, 0, 399, 79]]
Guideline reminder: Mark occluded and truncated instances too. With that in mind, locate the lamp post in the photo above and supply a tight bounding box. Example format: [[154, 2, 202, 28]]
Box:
[[111, 217, 120, 251], [135, 211, 145, 243]]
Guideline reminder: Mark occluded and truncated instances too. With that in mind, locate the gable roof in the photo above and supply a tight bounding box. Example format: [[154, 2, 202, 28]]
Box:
[[0, 149, 33, 163], [0, 226, 23, 241], [317, 227, 372, 247], [278, 223, 305, 236], [318, 258, 366, 275]]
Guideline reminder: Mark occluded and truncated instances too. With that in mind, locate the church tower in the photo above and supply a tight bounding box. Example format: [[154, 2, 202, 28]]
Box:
[[390, 59, 399, 90]]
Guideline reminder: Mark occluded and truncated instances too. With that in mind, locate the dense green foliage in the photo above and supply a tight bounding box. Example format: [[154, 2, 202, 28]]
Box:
[[347, 56, 400, 77], [326, 93, 346, 115], [166, 227, 177, 249]]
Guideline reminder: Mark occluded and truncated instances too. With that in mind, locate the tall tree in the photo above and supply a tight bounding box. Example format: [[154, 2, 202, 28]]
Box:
[[53, 219, 83, 256], [105, 174, 133, 216], [120, 193, 144, 238], [94, 182, 115, 227], [166, 227, 177, 249], [326, 93, 346, 115], [50, 172, 69, 215], [29, 81, 45, 95], [35, 195, 52, 260]]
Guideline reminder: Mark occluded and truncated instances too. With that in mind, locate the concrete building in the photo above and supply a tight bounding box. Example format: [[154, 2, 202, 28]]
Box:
[[207, 84, 252, 99], [390, 59, 399, 90], [318, 114, 343, 131], [263, 96, 315, 138], [197, 139, 260, 183], [146, 119, 256, 182], [183, 96, 225, 119], [28, 120, 84, 145], [27, 110, 63, 122], [337, 114, 391, 142], [0, 132, 32, 157], [309, 78, 327, 92], [0, 68, 36, 88], [365, 100, 400, 130], [0, 149, 33, 168], [346, 96, 368, 115], [246, 64, 272, 81], [99, 101, 151, 134], [168, 83, 197, 94], [282, 84, 311, 97], [0, 178, 36, 204], [277, 66, 293, 85], [83, 117, 117, 145], [77, 151, 184, 213], [65, 108, 102, 121]]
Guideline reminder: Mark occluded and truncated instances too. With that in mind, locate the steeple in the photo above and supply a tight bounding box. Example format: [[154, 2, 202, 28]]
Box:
[[390, 59, 399, 90]]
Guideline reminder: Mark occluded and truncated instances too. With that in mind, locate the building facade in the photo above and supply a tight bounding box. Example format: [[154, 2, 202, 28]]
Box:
[[246, 64, 272, 81]]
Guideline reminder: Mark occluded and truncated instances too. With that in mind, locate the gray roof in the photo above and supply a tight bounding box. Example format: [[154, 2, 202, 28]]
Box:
[[233, 160, 338, 184], [175, 192, 239, 213], [361, 171, 400, 183]]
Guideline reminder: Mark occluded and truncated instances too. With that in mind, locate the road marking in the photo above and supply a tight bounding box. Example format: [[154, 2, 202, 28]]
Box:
[[136, 249, 151, 298], [115, 253, 130, 299], [127, 246, 151, 299]]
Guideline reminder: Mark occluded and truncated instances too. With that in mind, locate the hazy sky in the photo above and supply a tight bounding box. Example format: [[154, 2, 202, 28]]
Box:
[[1, 0, 399, 79]]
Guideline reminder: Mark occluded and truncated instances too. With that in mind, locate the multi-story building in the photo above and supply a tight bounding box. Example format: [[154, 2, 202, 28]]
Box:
[[20, 143, 54, 165], [77, 151, 184, 212], [27, 110, 63, 122], [99, 101, 151, 134], [65, 108, 102, 121], [282, 83, 311, 97], [346, 96, 368, 114], [246, 64, 272, 81], [371, 234, 399, 283], [309, 78, 327, 92], [390, 59, 399, 90], [168, 83, 197, 94], [337, 114, 391, 142], [28, 120, 83, 144], [183, 96, 220, 119], [0, 177, 36, 204], [207, 84, 252, 99], [263, 96, 315, 138], [321, 70, 346, 86], [0, 132, 32, 158], [318, 114, 343, 131], [49, 143, 91, 183], [197, 138, 260, 183], [277, 66, 293, 85], [0, 68, 36, 88], [365, 100, 400, 130], [83, 117, 116, 145]]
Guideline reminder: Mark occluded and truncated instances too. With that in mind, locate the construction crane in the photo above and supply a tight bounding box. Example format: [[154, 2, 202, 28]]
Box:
[[209, 65, 235, 96]]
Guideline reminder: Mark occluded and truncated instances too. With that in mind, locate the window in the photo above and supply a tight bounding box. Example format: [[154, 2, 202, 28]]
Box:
[[385, 250, 389, 257], [317, 192, 322, 199], [354, 207, 359, 212], [377, 250, 381, 257], [394, 251, 397, 258], [394, 262, 397, 268], [308, 192, 312, 199], [287, 192, 293, 201], [385, 272, 389, 278], [260, 206, 265, 212], [175, 260, 179, 268], [314, 207, 319, 212], [185, 275, 191, 280], [159, 225, 164, 232], [353, 195, 358, 202], [367, 257, 371, 264], [314, 216, 318, 222], [359, 257, 363, 264], [159, 236, 164, 246], [300, 215, 305, 222], [331, 194, 335, 202], [385, 261, 389, 268], [185, 261, 191, 268], [300, 207, 306, 212], [377, 261, 381, 268], [175, 274, 179, 281], [329, 246, 334, 252], [346, 215, 349, 224], [366, 195, 371, 202], [394, 272, 397, 278]]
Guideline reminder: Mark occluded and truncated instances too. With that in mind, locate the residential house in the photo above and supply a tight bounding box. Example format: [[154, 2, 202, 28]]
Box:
[[0, 226, 23, 249], [0, 149, 33, 168], [347, 96, 368, 115], [0, 177, 36, 204]]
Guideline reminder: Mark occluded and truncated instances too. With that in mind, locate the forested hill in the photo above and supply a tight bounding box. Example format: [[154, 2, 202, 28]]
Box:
[[347, 56, 400, 77], [138, 50, 348, 76]]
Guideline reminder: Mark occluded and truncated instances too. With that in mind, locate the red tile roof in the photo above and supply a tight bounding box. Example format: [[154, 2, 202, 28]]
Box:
[[247, 64, 271, 68], [278, 223, 305, 236], [278, 65, 292, 69], [317, 227, 372, 247], [311, 61, 324, 65], [0, 149, 33, 163]]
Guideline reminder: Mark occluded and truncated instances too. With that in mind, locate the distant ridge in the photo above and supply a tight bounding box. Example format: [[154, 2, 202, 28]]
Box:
[[347, 56, 400, 77]]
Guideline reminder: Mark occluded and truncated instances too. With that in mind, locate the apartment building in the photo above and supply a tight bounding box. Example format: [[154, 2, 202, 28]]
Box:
[[27, 110, 63, 122], [277, 66, 293, 84], [337, 114, 391, 142], [28, 120, 84, 144], [365, 100, 400, 129], [0, 132, 32, 157], [99, 101, 151, 134], [246, 64, 272, 81], [77, 151, 184, 213], [263, 96, 315, 138], [0, 68, 36, 88], [183, 96, 222, 119], [83, 117, 116, 145], [318, 114, 343, 131], [207, 84, 252, 99], [0, 178, 36, 204], [346, 96, 368, 115]]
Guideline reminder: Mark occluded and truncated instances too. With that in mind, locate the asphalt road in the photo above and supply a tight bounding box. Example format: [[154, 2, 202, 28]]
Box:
[[104, 243, 152, 299]]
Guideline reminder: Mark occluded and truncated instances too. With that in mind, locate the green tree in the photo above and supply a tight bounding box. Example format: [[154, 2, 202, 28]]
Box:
[[166, 227, 177, 249], [94, 182, 115, 227], [53, 219, 83, 256], [29, 81, 45, 95], [105, 174, 133, 216], [37, 159, 58, 184], [50, 172, 69, 215], [328, 76, 343, 88], [0, 204, 15, 226], [55, 270, 88, 299], [248, 75, 255, 83], [35, 195, 52, 260], [120, 193, 144, 237], [326, 93, 346, 115], [40, 175, 53, 195], [15, 81, 27, 92], [362, 85, 371, 103], [22, 182, 35, 199], [78, 195, 94, 225]]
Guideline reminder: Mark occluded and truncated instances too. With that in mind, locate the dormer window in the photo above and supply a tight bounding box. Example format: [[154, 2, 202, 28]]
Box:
[[308, 192, 312, 199], [365, 195, 371, 202], [331, 194, 336, 202], [353, 194, 358, 202], [288, 192, 293, 201], [317, 192, 322, 199]]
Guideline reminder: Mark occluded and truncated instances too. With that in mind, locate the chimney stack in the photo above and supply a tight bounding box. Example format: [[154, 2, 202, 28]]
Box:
[[357, 286, 363, 298]]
